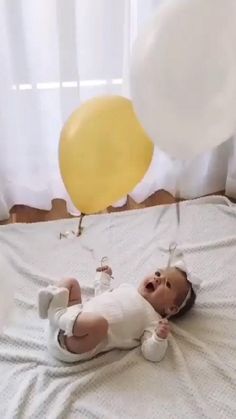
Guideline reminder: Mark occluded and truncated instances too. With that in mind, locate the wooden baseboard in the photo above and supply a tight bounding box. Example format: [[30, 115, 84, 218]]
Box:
[[0, 190, 226, 225]]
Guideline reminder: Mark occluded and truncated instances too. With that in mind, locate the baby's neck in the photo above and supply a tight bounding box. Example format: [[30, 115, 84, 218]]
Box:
[[137, 288, 163, 316]]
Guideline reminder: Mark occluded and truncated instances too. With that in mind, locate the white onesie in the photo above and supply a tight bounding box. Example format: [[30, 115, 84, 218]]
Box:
[[46, 281, 168, 363]]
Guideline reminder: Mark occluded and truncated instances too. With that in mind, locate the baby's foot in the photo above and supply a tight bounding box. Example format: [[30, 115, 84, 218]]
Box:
[[38, 286, 69, 319], [38, 286, 81, 336]]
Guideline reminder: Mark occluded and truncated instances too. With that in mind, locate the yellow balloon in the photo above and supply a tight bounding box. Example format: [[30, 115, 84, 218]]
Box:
[[59, 96, 153, 214]]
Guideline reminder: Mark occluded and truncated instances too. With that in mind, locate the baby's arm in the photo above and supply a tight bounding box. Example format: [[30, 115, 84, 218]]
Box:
[[94, 265, 113, 296], [141, 320, 170, 362]]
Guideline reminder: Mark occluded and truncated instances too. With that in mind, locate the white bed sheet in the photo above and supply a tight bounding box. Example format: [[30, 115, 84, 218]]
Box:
[[0, 196, 236, 419]]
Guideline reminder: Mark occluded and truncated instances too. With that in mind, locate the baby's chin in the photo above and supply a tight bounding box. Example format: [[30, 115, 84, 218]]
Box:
[[138, 286, 163, 314]]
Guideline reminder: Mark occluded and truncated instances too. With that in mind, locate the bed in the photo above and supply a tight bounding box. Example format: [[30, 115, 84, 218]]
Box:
[[0, 196, 235, 419]]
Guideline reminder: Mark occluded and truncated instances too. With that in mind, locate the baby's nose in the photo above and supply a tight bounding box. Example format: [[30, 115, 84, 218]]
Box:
[[155, 275, 165, 284]]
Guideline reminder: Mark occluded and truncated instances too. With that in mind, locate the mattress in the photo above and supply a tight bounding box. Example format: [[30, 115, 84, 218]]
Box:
[[0, 196, 235, 419]]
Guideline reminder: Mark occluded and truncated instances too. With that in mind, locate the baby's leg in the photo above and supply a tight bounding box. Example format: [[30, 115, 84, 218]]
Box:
[[39, 278, 108, 354], [57, 279, 108, 354], [38, 278, 81, 321], [65, 313, 108, 354], [57, 278, 82, 305]]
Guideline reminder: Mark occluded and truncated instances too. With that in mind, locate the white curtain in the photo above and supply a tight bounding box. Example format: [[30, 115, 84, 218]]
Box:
[[0, 0, 235, 220]]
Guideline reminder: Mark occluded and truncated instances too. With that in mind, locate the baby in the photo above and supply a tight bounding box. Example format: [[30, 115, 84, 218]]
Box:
[[38, 259, 196, 363]]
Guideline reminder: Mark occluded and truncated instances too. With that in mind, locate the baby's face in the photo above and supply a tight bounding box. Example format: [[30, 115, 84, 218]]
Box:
[[138, 267, 190, 317]]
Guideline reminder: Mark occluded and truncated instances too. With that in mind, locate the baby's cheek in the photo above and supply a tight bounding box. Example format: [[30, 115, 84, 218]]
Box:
[[154, 289, 165, 304], [159, 288, 167, 299], [167, 290, 177, 303]]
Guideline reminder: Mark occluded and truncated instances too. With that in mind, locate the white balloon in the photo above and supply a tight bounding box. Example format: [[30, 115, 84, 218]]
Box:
[[131, 0, 236, 159]]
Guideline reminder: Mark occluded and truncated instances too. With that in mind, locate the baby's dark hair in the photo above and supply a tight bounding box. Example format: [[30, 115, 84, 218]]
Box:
[[171, 283, 196, 320]]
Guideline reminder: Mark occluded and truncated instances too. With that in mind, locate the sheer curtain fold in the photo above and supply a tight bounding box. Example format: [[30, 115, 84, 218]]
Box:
[[0, 0, 235, 220]]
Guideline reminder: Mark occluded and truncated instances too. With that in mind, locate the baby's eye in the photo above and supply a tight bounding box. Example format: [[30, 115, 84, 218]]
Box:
[[166, 281, 171, 289], [155, 271, 161, 277]]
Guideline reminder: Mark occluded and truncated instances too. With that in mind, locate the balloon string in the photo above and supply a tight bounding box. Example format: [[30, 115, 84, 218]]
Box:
[[163, 165, 182, 319], [77, 213, 85, 237], [166, 162, 182, 269]]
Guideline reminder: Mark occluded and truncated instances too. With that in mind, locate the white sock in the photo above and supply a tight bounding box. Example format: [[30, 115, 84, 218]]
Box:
[[38, 285, 81, 336], [38, 286, 68, 319]]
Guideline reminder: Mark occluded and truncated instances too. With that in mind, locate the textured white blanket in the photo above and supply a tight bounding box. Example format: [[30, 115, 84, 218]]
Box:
[[0, 196, 236, 419]]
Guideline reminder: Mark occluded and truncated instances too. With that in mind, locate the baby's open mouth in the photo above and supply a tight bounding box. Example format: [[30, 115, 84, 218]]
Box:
[[145, 281, 155, 292]]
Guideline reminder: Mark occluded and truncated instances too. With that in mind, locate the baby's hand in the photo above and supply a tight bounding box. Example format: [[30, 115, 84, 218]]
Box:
[[96, 265, 112, 277], [155, 319, 170, 340]]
